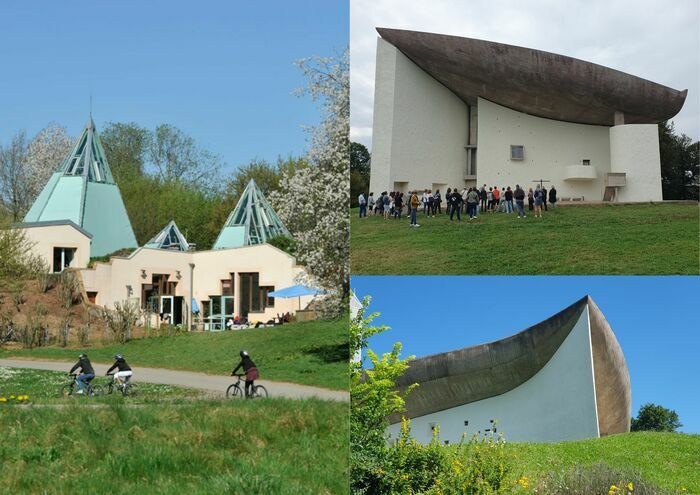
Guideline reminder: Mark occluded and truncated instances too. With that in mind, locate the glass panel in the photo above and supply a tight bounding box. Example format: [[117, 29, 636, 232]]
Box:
[[223, 297, 234, 316], [210, 297, 221, 317], [251, 273, 261, 311]]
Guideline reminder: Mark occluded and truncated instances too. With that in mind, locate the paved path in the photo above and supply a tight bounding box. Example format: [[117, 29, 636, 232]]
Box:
[[0, 358, 348, 402]]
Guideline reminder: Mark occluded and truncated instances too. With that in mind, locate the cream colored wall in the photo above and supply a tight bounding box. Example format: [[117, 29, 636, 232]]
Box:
[[477, 98, 611, 201], [79, 244, 309, 322], [370, 38, 469, 195], [21, 224, 91, 270], [610, 124, 663, 201]]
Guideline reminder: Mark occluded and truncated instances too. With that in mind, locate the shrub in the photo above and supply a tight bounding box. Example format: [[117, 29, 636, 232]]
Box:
[[59, 312, 71, 347], [378, 420, 518, 495], [77, 323, 90, 347], [57, 272, 81, 309], [631, 403, 682, 432], [17, 304, 48, 349], [100, 300, 139, 344], [535, 462, 670, 495]]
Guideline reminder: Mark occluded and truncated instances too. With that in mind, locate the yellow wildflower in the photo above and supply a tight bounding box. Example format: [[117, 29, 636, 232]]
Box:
[[627, 482, 633, 491]]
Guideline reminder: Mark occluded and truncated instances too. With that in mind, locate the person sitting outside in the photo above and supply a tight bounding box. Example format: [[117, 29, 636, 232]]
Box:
[[69, 353, 95, 395], [106, 354, 133, 385], [232, 350, 259, 398]]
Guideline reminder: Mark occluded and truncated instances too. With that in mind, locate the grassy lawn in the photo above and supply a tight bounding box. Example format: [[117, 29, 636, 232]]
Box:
[[351, 203, 699, 275], [0, 366, 202, 404], [0, 398, 349, 494], [507, 432, 700, 493], [0, 318, 349, 391]]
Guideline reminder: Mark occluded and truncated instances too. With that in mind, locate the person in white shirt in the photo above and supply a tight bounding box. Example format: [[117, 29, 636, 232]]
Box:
[[358, 192, 367, 218]]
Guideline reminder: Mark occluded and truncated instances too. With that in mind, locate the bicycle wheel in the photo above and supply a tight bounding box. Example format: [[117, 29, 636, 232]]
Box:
[[252, 385, 268, 399], [60, 384, 74, 397], [226, 384, 243, 399], [89, 384, 103, 397], [123, 383, 138, 397]]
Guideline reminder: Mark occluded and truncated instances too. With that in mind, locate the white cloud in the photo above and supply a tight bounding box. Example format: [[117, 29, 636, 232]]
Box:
[[351, 0, 700, 150]]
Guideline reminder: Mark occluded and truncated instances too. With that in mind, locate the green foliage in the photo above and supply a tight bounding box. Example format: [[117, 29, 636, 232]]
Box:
[[1, 318, 348, 390], [267, 234, 298, 256], [659, 121, 699, 200], [0, 228, 45, 281], [631, 403, 682, 432], [351, 204, 700, 275], [100, 122, 150, 181], [350, 294, 417, 494], [0, 396, 348, 494], [351, 142, 370, 207]]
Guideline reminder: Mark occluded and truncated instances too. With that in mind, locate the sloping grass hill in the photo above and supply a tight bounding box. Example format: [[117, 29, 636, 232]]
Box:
[[508, 431, 700, 493], [0, 318, 349, 390]]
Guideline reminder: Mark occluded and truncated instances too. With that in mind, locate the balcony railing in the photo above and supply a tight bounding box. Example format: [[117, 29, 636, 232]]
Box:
[[564, 165, 597, 180]]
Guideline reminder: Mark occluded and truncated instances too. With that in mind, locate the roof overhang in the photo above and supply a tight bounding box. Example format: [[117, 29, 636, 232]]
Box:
[[16, 220, 93, 239], [388, 295, 631, 435], [377, 28, 687, 126]]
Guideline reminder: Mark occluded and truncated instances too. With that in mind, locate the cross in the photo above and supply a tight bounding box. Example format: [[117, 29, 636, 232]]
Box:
[[532, 179, 551, 188]]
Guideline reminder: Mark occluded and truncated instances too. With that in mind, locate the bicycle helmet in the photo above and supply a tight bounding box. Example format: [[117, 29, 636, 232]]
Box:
[[240, 350, 249, 358], [114, 354, 122, 360]]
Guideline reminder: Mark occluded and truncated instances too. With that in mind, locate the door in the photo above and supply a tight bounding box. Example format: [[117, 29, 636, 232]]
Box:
[[160, 296, 174, 324], [173, 296, 184, 325]]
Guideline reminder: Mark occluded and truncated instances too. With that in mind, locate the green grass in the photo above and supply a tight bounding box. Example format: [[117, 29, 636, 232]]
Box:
[[0, 366, 202, 404], [0, 318, 349, 390], [0, 398, 349, 494], [351, 204, 699, 274], [507, 432, 700, 493]]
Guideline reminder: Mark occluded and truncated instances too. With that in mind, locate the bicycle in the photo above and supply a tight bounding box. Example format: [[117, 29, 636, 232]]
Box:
[[60, 373, 103, 397], [226, 373, 268, 399], [105, 373, 139, 397]]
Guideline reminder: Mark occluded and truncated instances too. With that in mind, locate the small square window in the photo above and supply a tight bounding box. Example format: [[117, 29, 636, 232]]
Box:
[[464, 420, 469, 426], [582, 159, 591, 166], [510, 145, 524, 160]]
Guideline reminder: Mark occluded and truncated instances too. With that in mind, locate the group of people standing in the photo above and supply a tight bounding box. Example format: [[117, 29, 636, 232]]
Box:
[[357, 184, 558, 224]]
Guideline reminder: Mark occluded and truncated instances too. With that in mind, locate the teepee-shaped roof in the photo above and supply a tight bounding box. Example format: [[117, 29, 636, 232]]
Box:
[[144, 220, 190, 251], [56, 117, 115, 183], [213, 179, 290, 249], [23, 117, 137, 257]]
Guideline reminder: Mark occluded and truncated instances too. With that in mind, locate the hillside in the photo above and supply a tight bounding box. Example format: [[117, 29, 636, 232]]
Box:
[[1, 318, 349, 390], [507, 431, 699, 493]]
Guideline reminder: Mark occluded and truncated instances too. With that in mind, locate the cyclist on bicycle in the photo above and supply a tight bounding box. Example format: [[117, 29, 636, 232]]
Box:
[[106, 354, 133, 385], [232, 350, 259, 398], [69, 353, 95, 395]]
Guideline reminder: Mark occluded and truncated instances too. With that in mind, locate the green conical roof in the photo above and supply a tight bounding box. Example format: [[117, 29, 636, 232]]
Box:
[[57, 117, 114, 183], [213, 179, 290, 249], [23, 117, 137, 257], [144, 220, 190, 251]]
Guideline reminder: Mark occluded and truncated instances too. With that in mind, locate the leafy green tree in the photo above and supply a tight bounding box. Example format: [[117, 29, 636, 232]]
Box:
[[100, 122, 150, 181], [631, 403, 682, 432], [149, 124, 223, 190], [350, 142, 370, 207], [659, 121, 699, 200], [350, 294, 416, 494]]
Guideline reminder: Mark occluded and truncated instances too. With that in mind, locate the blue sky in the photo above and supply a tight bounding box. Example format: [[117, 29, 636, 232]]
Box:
[[0, 1, 348, 173], [352, 276, 700, 434]]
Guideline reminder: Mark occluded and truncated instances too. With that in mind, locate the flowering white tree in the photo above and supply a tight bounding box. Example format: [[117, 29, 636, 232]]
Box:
[[24, 123, 73, 201], [271, 51, 349, 318]]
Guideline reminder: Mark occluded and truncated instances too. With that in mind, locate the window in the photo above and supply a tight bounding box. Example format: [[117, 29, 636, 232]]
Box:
[[582, 159, 591, 166], [510, 145, 524, 160], [52, 247, 76, 272], [221, 279, 233, 296], [86, 291, 97, 304], [260, 286, 275, 308]]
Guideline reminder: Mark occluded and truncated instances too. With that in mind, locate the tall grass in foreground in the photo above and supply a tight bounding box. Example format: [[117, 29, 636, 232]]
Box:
[[0, 399, 349, 494]]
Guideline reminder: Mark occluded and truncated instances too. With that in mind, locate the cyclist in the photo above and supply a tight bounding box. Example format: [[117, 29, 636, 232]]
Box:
[[106, 354, 133, 385], [69, 353, 95, 395], [232, 350, 259, 398]]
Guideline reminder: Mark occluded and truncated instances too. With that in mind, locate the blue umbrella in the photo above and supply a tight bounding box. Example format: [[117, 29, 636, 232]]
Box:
[[268, 285, 325, 310]]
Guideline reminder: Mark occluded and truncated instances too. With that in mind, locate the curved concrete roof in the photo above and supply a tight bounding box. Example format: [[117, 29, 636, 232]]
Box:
[[389, 295, 631, 436], [377, 28, 687, 126]]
